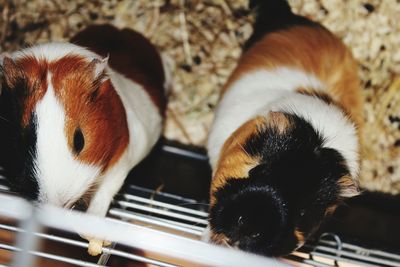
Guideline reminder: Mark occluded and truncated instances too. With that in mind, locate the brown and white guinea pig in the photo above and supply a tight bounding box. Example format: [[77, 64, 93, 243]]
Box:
[[206, 0, 363, 256], [0, 24, 169, 255]]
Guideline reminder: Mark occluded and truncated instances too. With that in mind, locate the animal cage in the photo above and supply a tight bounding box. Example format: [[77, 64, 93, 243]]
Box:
[[0, 141, 399, 267]]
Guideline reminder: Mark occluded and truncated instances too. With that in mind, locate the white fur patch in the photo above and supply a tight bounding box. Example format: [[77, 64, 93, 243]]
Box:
[[107, 68, 162, 167], [208, 67, 359, 178], [271, 94, 359, 178], [11, 42, 101, 63], [207, 68, 325, 170], [34, 74, 101, 207]]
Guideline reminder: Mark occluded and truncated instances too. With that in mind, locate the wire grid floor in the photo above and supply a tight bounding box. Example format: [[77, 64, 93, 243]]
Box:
[[0, 174, 399, 267]]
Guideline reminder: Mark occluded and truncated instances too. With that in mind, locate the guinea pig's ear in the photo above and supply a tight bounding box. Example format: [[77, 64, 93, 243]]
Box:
[[0, 56, 25, 90], [0, 52, 11, 65], [315, 147, 360, 199], [337, 175, 360, 198], [89, 55, 109, 81]]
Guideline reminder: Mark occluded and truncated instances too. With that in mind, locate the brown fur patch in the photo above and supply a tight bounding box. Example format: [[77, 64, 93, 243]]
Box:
[[50, 55, 129, 170], [296, 87, 334, 105], [3, 56, 48, 126], [223, 25, 363, 128], [2, 57, 26, 88], [71, 24, 167, 115], [210, 116, 266, 205]]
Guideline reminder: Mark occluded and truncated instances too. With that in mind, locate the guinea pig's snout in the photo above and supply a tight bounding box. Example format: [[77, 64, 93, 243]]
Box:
[[236, 215, 262, 240], [231, 201, 286, 251], [211, 183, 289, 255]]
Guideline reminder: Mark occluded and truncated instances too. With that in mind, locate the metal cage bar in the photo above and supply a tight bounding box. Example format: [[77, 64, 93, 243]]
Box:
[[0, 181, 400, 267]]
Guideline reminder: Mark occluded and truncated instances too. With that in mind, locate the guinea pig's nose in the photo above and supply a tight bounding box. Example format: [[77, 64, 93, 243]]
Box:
[[237, 215, 262, 239], [251, 232, 261, 238]]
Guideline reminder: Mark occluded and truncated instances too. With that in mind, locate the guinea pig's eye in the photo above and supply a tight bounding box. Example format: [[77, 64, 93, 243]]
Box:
[[300, 209, 306, 217], [73, 128, 85, 154]]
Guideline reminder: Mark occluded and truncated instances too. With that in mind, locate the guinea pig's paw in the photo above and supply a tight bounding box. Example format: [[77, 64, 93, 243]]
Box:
[[88, 238, 104, 256], [87, 238, 112, 256], [79, 232, 112, 256], [103, 240, 112, 246], [81, 234, 112, 256]]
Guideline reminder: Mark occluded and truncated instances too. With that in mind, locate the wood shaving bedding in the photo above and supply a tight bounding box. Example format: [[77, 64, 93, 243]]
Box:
[[0, 0, 399, 194]]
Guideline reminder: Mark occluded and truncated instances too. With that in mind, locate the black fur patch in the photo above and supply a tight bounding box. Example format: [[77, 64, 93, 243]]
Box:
[[210, 179, 291, 255], [245, 0, 318, 49], [0, 71, 39, 200], [210, 114, 350, 256]]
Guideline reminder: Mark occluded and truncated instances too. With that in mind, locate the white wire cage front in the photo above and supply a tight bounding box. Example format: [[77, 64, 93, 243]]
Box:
[[0, 174, 288, 267], [0, 171, 400, 267]]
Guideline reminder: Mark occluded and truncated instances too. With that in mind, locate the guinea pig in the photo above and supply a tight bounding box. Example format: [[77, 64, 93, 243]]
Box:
[[206, 0, 363, 256], [0, 24, 169, 255]]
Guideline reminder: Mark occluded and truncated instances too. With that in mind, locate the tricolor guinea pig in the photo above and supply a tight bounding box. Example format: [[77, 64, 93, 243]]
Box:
[[0, 24, 169, 255], [206, 0, 363, 256]]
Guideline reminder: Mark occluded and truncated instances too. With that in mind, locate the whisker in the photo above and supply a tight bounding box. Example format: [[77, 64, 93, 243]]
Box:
[[237, 139, 254, 160], [222, 239, 232, 248]]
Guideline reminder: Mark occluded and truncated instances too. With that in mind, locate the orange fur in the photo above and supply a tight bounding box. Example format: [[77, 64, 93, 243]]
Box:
[[223, 25, 363, 127]]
